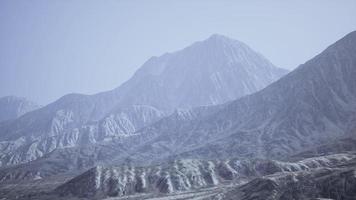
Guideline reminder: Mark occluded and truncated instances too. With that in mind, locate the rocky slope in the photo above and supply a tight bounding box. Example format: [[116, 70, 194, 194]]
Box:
[[0, 96, 40, 122], [0, 105, 226, 182], [0, 35, 287, 167], [54, 153, 356, 199], [216, 157, 356, 200], [0, 105, 164, 166]]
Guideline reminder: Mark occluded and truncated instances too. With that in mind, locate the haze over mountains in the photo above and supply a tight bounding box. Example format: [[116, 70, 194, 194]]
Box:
[[0, 96, 40, 122], [0, 34, 287, 168], [0, 31, 356, 200]]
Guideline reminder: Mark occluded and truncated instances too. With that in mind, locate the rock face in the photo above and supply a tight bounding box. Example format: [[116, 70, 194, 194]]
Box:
[[0, 34, 287, 167], [54, 153, 356, 199], [0, 96, 40, 122]]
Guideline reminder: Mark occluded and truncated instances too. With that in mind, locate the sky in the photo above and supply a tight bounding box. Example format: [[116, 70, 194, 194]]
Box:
[[0, 0, 355, 105]]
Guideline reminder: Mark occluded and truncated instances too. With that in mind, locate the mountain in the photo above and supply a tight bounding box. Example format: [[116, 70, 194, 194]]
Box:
[[0, 34, 287, 167], [114, 34, 287, 110], [0, 96, 40, 122], [0, 31, 355, 200], [1, 30, 354, 184], [24, 29, 352, 172], [121, 30, 356, 163]]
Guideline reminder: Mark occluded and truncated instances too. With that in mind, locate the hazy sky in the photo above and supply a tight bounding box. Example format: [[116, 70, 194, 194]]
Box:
[[1, 0, 355, 105]]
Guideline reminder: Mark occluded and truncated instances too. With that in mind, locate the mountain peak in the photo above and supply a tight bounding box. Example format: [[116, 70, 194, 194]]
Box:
[[207, 33, 231, 41], [203, 34, 240, 46], [125, 34, 287, 111]]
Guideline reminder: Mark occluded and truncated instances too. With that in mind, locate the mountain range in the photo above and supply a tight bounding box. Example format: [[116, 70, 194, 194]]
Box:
[[0, 34, 287, 167], [0, 31, 355, 200]]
